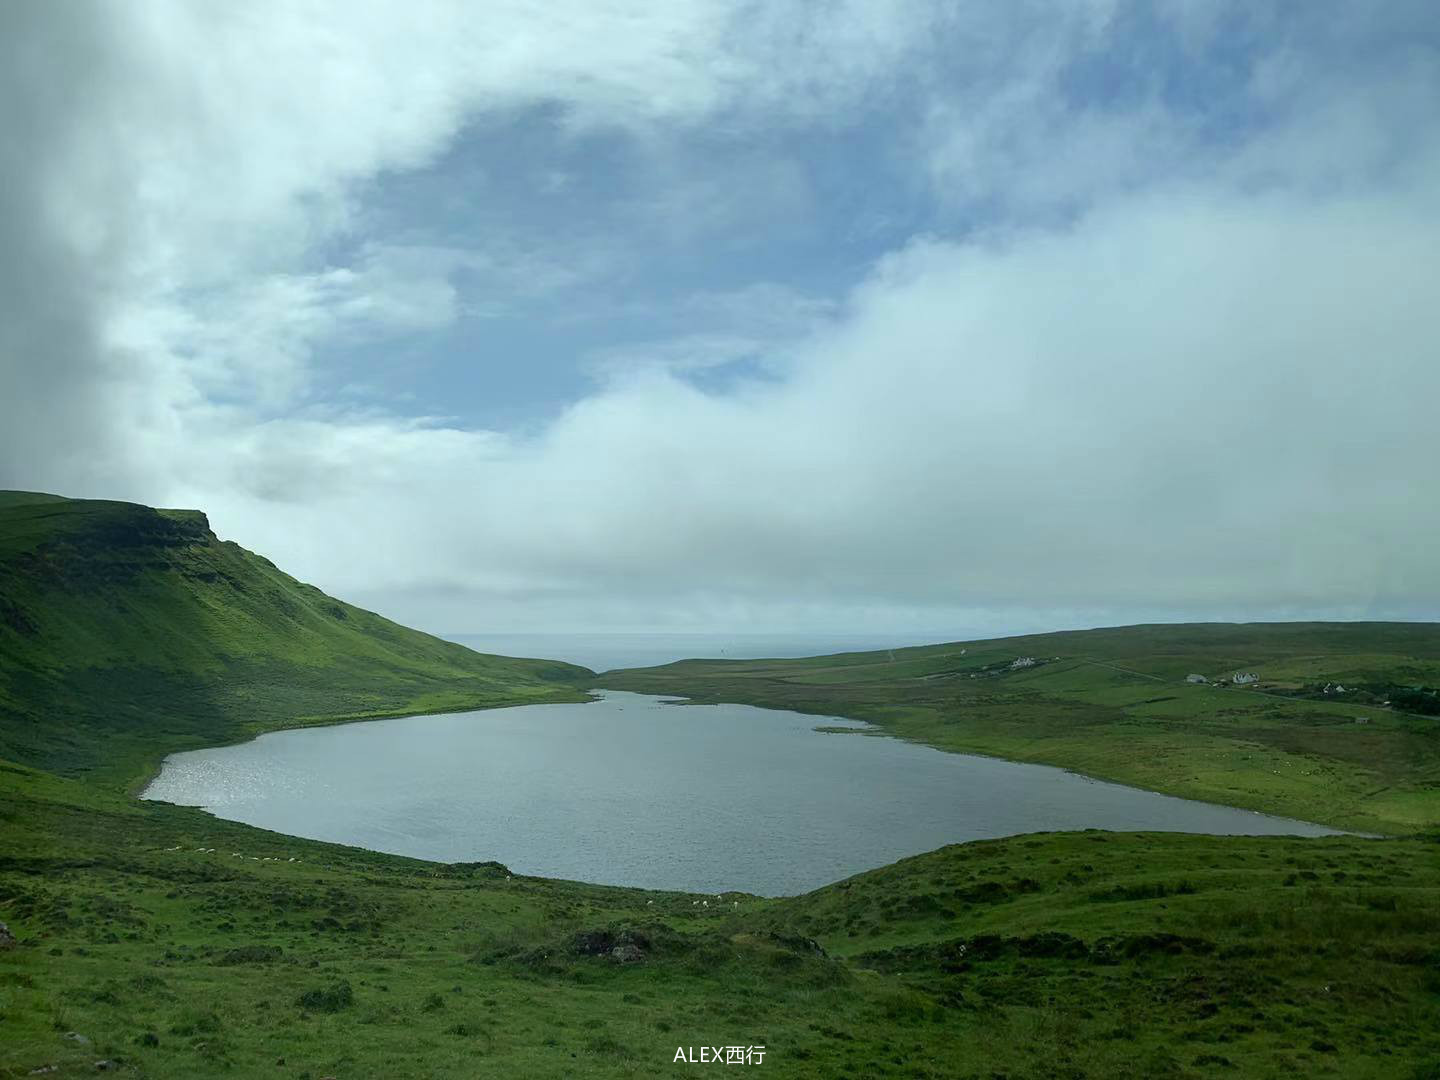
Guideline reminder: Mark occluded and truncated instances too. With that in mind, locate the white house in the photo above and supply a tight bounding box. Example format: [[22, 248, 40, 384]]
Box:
[[1232, 671, 1259, 685], [1010, 656, 1037, 670]]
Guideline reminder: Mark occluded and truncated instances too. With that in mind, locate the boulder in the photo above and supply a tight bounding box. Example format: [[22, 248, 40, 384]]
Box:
[[610, 943, 645, 964], [569, 927, 651, 963]]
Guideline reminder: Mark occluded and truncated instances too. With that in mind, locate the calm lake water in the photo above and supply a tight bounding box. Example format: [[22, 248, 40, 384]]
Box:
[[144, 691, 1339, 896]]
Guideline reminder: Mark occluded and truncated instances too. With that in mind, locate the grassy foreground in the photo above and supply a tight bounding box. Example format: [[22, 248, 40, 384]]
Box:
[[2, 493, 1439, 1077], [600, 623, 1440, 835], [4, 761, 1438, 1078]]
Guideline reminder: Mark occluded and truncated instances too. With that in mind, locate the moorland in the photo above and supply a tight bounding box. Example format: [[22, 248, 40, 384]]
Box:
[[1, 492, 1437, 1078]]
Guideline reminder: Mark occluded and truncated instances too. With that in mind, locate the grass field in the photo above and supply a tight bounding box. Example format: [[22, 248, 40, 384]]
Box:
[[600, 623, 1440, 835], [4, 761, 1438, 1078], [2, 493, 1439, 1077]]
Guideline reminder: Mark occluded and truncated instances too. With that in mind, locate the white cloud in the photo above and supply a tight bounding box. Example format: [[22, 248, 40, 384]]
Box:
[[163, 175, 1440, 632], [3, 2, 1438, 634], [582, 283, 835, 380], [0, 1, 929, 495], [2, 0, 940, 449]]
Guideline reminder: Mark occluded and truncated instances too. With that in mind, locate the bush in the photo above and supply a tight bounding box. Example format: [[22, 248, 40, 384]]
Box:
[[296, 980, 353, 1013], [217, 944, 282, 965], [1390, 688, 1440, 716]]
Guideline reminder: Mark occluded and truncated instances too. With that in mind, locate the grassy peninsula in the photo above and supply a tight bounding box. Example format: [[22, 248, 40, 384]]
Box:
[[601, 624, 1440, 836], [2, 493, 1438, 1078]]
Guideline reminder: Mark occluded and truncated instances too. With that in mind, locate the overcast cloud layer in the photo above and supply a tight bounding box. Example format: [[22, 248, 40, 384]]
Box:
[[2, 2, 1438, 635]]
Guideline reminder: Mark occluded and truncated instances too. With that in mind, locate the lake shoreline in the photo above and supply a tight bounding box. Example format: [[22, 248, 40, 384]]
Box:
[[598, 630, 1437, 836], [141, 690, 1348, 896]]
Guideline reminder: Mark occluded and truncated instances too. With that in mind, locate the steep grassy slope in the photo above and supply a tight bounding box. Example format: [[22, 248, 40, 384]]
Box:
[[0, 492, 591, 780], [600, 623, 1440, 834]]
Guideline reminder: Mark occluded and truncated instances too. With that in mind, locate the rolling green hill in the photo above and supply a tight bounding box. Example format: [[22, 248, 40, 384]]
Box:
[[0, 491, 592, 780], [600, 622, 1440, 834]]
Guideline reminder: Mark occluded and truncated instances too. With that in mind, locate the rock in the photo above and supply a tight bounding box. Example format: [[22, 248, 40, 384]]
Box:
[[63, 1033, 91, 1046], [28, 1067, 58, 1076], [570, 927, 651, 962], [0, 921, 16, 949], [94, 1062, 118, 1072], [569, 929, 616, 956]]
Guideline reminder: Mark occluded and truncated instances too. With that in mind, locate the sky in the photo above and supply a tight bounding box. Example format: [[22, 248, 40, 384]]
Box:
[[2, 2, 1438, 637]]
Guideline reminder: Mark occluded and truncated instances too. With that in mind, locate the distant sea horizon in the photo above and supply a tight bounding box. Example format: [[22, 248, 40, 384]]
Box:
[[442, 631, 981, 674]]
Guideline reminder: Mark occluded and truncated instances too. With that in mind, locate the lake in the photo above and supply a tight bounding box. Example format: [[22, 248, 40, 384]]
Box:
[[143, 691, 1341, 896]]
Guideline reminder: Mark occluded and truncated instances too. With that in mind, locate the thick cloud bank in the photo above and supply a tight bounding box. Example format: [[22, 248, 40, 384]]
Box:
[[2, 2, 1437, 632]]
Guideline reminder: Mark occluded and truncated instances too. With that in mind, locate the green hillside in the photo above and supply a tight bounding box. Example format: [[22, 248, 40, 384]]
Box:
[[600, 623, 1440, 834], [0, 492, 591, 780]]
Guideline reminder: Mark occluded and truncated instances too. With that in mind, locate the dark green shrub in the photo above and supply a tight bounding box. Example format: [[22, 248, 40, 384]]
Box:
[[296, 980, 352, 1013]]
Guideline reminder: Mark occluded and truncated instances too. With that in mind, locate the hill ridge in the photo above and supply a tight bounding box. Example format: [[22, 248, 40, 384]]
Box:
[[0, 490, 592, 779]]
